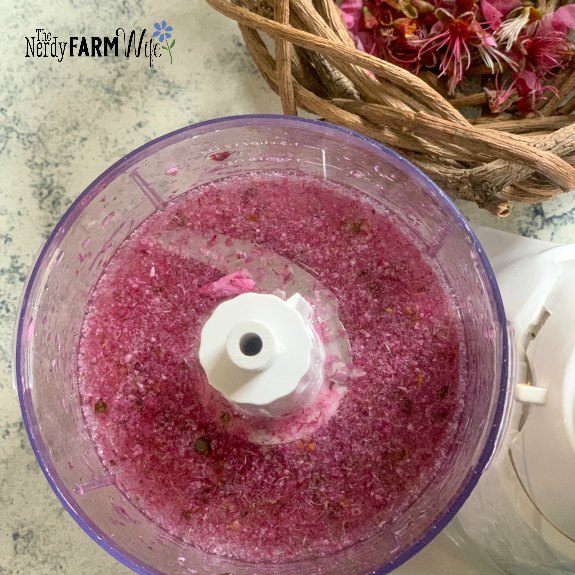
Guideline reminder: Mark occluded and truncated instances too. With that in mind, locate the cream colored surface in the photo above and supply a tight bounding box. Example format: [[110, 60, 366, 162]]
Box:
[[0, 1, 573, 573]]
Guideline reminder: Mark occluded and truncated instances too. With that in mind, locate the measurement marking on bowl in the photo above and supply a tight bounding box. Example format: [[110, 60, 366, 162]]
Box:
[[306, 159, 344, 178], [304, 147, 343, 179], [302, 146, 330, 179], [129, 169, 164, 208]]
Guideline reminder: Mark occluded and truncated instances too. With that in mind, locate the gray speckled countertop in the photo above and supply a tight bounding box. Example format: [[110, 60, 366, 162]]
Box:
[[1, 2, 573, 574]]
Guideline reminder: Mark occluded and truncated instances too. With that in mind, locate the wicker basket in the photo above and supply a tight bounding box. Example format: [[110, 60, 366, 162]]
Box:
[[207, 0, 575, 215]]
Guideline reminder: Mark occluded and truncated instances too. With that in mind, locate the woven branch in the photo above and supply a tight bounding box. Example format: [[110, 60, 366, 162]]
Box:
[[207, 0, 575, 215]]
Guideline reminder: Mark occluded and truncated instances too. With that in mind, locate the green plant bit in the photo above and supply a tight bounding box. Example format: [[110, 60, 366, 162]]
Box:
[[195, 436, 212, 455], [94, 399, 107, 414]]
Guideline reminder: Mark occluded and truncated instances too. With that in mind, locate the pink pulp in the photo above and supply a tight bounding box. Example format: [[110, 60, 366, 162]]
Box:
[[79, 173, 463, 563]]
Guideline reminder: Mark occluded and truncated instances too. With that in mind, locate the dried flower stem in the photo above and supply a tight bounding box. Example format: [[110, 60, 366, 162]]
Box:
[[558, 98, 575, 115], [275, 0, 297, 115], [472, 115, 574, 133], [449, 93, 488, 108], [334, 99, 575, 190], [312, 0, 355, 49]]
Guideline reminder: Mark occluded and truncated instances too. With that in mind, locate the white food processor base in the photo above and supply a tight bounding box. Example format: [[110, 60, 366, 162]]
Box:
[[396, 226, 575, 575]]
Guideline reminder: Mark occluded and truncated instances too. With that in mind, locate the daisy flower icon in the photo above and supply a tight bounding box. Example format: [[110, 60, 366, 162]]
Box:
[[153, 20, 175, 64]]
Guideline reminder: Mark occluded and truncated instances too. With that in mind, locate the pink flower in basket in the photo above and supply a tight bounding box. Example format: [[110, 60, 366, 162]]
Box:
[[339, 0, 575, 110]]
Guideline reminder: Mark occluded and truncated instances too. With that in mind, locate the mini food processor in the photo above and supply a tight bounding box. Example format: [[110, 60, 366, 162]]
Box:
[[15, 115, 508, 574]]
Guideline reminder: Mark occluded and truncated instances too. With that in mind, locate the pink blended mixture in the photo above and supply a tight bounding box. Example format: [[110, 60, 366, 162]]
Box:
[[79, 172, 462, 563]]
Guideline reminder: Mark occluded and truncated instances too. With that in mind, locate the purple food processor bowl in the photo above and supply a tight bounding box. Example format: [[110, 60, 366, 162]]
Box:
[[15, 115, 508, 575]]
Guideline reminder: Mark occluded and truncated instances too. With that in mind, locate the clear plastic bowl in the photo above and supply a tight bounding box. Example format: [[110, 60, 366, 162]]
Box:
[[15, 115, 508, 575]]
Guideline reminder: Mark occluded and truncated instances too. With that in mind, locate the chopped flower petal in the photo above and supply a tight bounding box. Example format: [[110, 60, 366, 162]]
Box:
[[199, 269, 256, 298], [79, 173, 463, 562]]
